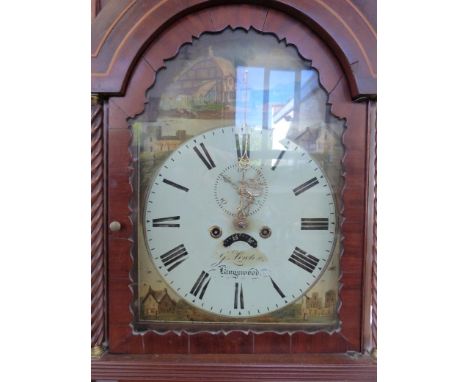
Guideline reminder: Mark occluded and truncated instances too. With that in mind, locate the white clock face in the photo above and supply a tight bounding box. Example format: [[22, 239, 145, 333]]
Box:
[[144, 127, 336, 318]]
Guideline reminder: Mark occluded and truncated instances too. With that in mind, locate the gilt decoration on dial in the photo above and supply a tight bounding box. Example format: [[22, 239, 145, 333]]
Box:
[[214, 161, 268, 219]]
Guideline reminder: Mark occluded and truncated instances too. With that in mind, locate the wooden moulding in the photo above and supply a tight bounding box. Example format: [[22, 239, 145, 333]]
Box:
[[92, 353, 376, 381], [91, 2, 377, 381]]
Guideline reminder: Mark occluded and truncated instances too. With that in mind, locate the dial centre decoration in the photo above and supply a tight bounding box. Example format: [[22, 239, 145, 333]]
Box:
[[214, 163, 268, 218]]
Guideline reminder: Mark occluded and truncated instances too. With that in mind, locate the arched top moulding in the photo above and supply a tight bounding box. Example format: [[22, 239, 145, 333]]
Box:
[[91, 0, 376, 100]]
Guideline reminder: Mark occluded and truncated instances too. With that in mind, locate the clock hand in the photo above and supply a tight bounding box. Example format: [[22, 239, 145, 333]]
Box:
[[234, 177, 256, 229], [221, 174, 239, 190], [238, 134, 251, 170], [238, 151, 250, 169], [232, 165, 267, 229]]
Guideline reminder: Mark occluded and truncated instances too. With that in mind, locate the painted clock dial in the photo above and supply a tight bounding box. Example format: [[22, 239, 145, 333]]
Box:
[[144, 127, 336, 318]]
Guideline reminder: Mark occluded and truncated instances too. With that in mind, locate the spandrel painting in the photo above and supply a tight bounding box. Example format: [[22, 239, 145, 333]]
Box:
[[131, 29, 345, 331]]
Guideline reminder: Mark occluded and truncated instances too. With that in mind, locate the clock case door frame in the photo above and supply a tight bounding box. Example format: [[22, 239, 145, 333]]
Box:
[[92, 0, 376, 378]]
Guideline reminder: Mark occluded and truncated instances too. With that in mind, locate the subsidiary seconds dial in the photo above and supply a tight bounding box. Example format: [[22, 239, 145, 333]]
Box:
[[144, 127, 336, 317]]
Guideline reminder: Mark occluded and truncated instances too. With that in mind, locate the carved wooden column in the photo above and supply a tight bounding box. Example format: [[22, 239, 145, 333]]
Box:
[[91, 95, 106, 357]]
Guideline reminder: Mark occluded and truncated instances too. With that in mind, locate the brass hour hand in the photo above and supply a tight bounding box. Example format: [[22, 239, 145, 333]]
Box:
[[221, 174, 239, 190]]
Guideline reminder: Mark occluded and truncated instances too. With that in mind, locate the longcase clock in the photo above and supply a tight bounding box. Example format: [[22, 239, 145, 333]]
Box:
[[91, 1, 377, 381]]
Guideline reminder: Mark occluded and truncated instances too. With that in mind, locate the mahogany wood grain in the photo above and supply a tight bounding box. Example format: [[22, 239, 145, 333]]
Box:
[[208, 3, 268, 31], [189, 331, 254, 354], [254, 332, 291, 354], [143, 331, 189, 354]]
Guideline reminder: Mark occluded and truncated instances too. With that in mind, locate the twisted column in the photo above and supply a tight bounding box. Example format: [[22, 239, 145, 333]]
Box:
[[371, 106, 377, 353], [91, 95, 106, 356]]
